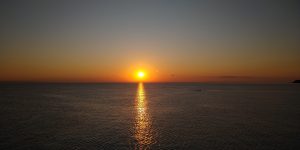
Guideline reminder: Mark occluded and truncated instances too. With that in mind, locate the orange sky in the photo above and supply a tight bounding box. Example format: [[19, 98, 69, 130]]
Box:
[[1, 1, 300, 83]]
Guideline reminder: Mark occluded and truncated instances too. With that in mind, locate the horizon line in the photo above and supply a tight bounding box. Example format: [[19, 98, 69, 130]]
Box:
[[0, 80, 296, 84]]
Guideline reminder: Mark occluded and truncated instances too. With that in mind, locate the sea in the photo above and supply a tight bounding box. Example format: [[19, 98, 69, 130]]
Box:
[[0, 83, 299, 150]]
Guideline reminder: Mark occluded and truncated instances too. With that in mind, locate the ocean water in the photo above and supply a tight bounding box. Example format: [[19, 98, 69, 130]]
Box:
[[0, 83, 300, 150]]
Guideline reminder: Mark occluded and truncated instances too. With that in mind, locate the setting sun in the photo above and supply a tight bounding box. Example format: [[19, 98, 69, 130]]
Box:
[[138, 72, 145, 78], [136, 71, 146, 81]]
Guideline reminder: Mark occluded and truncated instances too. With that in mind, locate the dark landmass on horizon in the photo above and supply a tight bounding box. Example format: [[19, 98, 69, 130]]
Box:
[[293, 80, 300, 83]]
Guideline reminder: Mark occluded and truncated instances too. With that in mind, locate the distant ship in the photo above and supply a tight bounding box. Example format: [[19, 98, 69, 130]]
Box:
[[292, 80, 300, 83]]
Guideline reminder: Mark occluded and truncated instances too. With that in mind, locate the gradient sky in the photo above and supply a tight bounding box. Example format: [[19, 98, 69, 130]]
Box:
[[1, 0, 300, 83]]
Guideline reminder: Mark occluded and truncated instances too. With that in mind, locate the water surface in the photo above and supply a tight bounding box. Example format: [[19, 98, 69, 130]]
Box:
[[0, 83, 300, 149]]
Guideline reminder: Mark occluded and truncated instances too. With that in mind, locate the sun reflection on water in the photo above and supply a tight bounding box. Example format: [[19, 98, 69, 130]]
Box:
[[134, 82, 154, 149]]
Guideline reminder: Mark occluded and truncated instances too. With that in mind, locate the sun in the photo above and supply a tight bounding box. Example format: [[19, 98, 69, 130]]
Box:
[[136, 71, 146, 81], [138, 72, 145, 78]]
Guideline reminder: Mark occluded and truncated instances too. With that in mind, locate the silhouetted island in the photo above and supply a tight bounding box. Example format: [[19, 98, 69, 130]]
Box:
[[292, 80, 300, 83]]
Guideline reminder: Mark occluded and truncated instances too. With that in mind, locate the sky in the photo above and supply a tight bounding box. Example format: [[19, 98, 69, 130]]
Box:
[[0, 0, 300, 83]]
